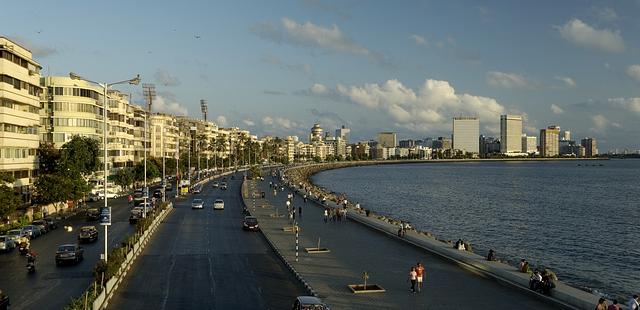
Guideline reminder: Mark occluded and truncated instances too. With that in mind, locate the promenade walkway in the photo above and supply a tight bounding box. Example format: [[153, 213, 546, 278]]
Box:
[[245, 179, 558, 310]]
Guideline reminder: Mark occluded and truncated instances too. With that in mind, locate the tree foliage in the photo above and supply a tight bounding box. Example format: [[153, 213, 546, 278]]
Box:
[[0, 173, 21, 219], [113, 168, 134, 190], [133, 159, 160, 183], [60, 136, 101, 177]]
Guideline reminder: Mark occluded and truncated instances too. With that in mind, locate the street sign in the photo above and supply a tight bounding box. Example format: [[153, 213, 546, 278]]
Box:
[[100, 207, 111, 226]]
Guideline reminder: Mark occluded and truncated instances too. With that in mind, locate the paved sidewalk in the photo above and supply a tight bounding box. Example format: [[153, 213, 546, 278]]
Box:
[[245, 179, 557, 310]]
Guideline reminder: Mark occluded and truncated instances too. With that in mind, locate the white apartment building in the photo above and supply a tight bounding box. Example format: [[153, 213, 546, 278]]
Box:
[[377, 132, 397, 148], [521, 135, 537, 154], [500, 115, 522, 153], [149, 113, 179, 159], [1, 37, 42, 199], [452, 117, 479, 154], [540, 126, 560, 157]]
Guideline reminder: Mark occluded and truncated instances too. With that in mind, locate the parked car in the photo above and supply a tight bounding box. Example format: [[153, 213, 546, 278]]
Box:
[[87, 192, 101, 202], [55, 244, 84, 266], [0, 290, 9, 310], [43, 217, 58, 230], [220, 182, 228, 190], [191, 199, 204, 209], [165, 183, 173, 192], [86, 208, 100, 221], [129, 207, 143, 224], [5, 229, 28, 243], [242, 216, 259, 231], [78, 226, 98, 243], [291, 296, 329, 310], [213, 199, 225, 210], [153, 189, 163, 198], [21, 225, 42, 239], [97, 191, 118, 199], [32, 219, 49, 233], [0, 236, 17, 252], [212, 181, 219, 188]]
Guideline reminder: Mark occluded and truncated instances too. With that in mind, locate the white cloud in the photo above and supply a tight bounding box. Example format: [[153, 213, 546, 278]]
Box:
[[252, 17, 382, 62], [262, 55, 313, 75], [243, 119, 255, 126], [591, 114, 609, 132], [556, 18, 625, 53], [410, 34, 427, 46], [9, 36, 57, 58], [154, 69, 181, 86], [310, 83, 329, 95], [216, 115, 228, 127], [312, 78, 505, 133], [626, 65, 640, 83], [555, 76, 576, 88], [608, 97, 640, 113], [262, 116, 274, 126], [151, 95, 188, 116], [486, 71, 530, 88], [550, 104, 564, 114], [261, 116, 298, 129], [593, 7, 619, 22]]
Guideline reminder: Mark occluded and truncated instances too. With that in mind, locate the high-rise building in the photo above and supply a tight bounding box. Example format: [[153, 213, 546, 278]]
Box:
[[500, 115, 522, 153], [398, 139, 415, 148], [480, 135, 500, 157], [1, 37, 43, 200], [335, 125, 350, 144], [452, 117, 479, 153], [581, 137, 598, 157], [561, 130, 571, 141], [432, 137, 452, 150], [377, 132, 397, 148], [521, 135, 537, 154], [309, 123, 323, 143], [540, 126, 560, 157]]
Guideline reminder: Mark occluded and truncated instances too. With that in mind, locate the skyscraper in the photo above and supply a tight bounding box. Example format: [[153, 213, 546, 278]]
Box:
[[452, 117, 479, 153], [581, 138, 598, 157], [521, 135, 537, 154], [377, 132, 397, 148], [335, 125, 350, 144], [562, 130, 571, 141], [540, 126, 560, 157], [500, 115, 523, 154], [309, 123, 323, 143]]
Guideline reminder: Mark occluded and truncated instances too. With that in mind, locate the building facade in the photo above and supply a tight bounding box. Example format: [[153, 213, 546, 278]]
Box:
[[0, 37, 42, 199], [581, 138, 598, 157], [540, 126, 560, 157], [500, 115, 522, 154], [377, 132, 397, 148], [452, 117, 479, 154], [521, 135, 537, 154]]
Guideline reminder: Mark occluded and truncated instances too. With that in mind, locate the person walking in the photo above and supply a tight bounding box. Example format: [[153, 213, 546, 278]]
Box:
[[408, 267, 417, 293], [415, 262, 425, 292], [629, 295, 639, 310], [323, 208, 328, 223], [298, 205, 302, 218]]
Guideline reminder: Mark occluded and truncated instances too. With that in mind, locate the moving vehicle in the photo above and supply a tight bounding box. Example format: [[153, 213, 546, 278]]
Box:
[[291, 296, 329, 310], [153, 189, 163, 198], [42, 217, 58, 230], [18, 242, 29, 255], [191, 199, 204, 209], [129, 207, 145, 224], [192, 186, 202, 194], [26, 252, 36, 273], [212, 181, 219, 188], [220, 182, 228, 190], [6, 229, 28, 243], [0, 236, 16, 252], [32, 220, 49, 233], [213, 199, 225, 210], [242, 216, 259, 231], [55, 244, 84, 266], [86, 208, 100, 221], [78, 226, 98, 243]]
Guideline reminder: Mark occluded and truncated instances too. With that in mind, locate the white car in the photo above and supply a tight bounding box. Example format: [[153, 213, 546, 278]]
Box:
[[213, 199, 224, 210], [97, 191, 119, 199], [191, 199, 204, 209]]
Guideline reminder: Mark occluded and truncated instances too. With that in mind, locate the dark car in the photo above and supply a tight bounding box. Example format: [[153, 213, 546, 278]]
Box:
[[220, 182, 228, 190], [242, 216, 259, 231], [153, 189, 163, 198], [291, 296, 329, 310], [32, 220, 49, 233], [0, 289, 9, 310], [55, 244, 84, 266], [43, 217, 58, 230], [86, 208, 100, 221], [165, 183, 173, 192], [78, 226, 98, 243]]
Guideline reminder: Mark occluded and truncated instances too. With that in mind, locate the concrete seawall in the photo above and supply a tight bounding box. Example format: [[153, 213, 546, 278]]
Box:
[[281, 161, 607, 310]]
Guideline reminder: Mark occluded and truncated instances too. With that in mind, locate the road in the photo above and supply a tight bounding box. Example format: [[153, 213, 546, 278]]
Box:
[[108, 174, 307, 309], [0, 192, 146, 310]]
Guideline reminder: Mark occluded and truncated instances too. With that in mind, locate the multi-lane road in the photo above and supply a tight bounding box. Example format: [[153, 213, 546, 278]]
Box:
[[108, 174, 307, 309], [0, 192, 139, 310]]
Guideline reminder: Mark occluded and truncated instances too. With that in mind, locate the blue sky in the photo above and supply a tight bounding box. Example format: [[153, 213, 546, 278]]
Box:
[[2, 0, 640, 150]]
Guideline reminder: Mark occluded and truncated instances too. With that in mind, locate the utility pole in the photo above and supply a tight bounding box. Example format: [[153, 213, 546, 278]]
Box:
[[142, 84, 156, 218]]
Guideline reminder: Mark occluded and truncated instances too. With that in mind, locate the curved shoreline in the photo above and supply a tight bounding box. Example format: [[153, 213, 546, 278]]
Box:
[[282, 159, 611, 306]]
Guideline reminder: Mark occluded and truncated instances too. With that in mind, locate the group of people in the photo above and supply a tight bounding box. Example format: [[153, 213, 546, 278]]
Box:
[[323, 207, 347, 223], [528, 269, 556, 295], [397, 221, 411, 237], [408, 262, 426, 293], [595, 295, 639, 310], [454, 239, 468, 251]]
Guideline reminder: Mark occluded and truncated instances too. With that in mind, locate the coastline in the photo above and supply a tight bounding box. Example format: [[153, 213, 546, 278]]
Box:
[[282, 159, 609, 309]]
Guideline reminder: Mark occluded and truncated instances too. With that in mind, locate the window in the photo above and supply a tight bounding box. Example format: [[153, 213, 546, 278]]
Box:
[[54, 87, 63, 95]]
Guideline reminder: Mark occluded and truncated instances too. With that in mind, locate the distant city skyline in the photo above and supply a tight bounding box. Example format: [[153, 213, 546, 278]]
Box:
[[1, 0, 639, 150]]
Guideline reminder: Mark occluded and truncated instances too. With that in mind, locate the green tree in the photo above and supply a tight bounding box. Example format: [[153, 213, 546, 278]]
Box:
[[33, 174, 72, 208], [113, 168, 134, 190], [59, 136, 101, 177], [38, 142, 61, 174], [133, 159, 160, 183], [0, 173, 21, 219]]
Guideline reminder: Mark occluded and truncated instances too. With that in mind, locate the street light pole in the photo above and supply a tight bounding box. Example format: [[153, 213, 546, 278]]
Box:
[[69, 72, 140, 263], [162, 127, 166, 202]]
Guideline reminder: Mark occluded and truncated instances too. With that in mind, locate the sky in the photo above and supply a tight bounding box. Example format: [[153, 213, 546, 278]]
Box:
[[2, 0, 640, 151]]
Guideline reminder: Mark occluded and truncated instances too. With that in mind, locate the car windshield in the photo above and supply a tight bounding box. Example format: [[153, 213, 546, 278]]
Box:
[[245, 218, 258, 224], [33, 220, 44, 225], [215, 200, 223, 203], [193, 199, 203, 204], [57, 245, 75, 252], [81, 228, 93, 233], [7, 230, 21, 236]]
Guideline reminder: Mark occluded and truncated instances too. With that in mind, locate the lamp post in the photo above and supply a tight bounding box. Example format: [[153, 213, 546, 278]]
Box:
[[69, 72, 140, 263], [162, 127, 166, 202]]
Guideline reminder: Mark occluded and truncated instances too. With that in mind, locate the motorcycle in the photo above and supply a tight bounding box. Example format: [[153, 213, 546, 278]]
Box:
[[18, 242, 29, 255], [26, 253, 36, 273]]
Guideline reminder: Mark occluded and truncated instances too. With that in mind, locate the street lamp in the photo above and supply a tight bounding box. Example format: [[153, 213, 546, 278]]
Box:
[[69, 72, 140, 263]]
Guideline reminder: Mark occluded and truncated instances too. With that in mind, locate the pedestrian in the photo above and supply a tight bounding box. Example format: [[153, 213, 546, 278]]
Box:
[[303, 194, 308, 203], [408, 267, 417, 293], [595, 298, 608, 310], [298, 206, 302, 218], [415, 262, 425, 292], [323, 209, 328, 223], [608, 300, 620, 310], [629, 295, 639, 310], [487, 249, 496, 261]]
